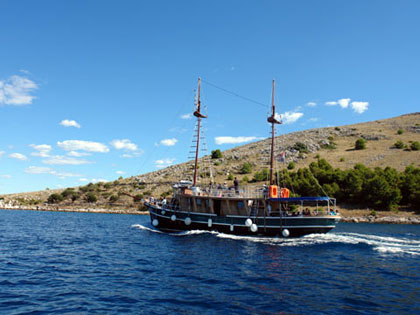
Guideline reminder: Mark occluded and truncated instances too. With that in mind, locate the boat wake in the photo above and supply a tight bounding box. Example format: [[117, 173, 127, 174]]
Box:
[[216, 232, 420, 256], [131, 224, 419, 256]]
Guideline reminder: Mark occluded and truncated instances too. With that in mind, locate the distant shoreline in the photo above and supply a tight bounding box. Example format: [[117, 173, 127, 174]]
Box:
[[1, 206, 419, 225]]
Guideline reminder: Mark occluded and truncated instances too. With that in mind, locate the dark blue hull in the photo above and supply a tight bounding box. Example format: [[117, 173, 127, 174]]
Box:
[[147, 203, 340, 237]]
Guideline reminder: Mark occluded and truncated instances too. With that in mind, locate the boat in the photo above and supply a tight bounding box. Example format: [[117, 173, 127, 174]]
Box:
[[146, 78, 340, 237]]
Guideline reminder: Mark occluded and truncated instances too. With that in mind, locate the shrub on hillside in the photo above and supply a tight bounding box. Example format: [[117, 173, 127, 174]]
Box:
[[293, 142, 309, 153], [394, 140, 405, 149], [48, 193, 64, 204], [287, 162, 295, 170], [397, 129, 404, 135], [86, 192, 97, 203], [355, 138, 367, 150], [211, 149, 223, 159], [410, 141, 420, 151], [240, 162, 252, 174]]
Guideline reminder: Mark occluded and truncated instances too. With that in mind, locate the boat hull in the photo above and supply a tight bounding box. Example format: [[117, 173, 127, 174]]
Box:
[[146, 203, 339, 237]]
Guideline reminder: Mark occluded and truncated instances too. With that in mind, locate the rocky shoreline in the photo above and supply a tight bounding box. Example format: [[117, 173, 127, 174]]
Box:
[[1, 206, 419, 225]]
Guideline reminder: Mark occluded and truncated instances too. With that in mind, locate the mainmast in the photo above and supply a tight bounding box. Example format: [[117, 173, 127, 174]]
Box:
[[267, 80, 282, 185], [193, 77, 207, 187]]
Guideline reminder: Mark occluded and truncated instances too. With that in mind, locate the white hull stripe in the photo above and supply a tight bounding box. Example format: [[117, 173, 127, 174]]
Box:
[[150, 212, 335, 229], [147, 205, 339, 220]]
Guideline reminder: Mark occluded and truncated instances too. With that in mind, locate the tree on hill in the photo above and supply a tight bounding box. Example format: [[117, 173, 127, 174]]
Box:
[[355, 138, 367, 150], [48, 193, 63, 204], [211, 149, 223, 159], [240, 162, 252, 174], [86, 192, 97, 203]]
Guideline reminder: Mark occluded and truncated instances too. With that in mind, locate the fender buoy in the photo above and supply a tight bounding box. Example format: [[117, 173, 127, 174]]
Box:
[[208, 218, 212, 227], [250, 223, 258, 233], [282, 229, 290, 237], [185, 217, 192, 226], [152, 219, 159, 227], [171, 215, 176, 221], [245, 218, 253, 227]]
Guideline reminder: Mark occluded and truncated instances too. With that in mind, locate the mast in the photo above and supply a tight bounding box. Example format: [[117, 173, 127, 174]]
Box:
[[267, 80, 281, 185], [193, 77, 207, 186]]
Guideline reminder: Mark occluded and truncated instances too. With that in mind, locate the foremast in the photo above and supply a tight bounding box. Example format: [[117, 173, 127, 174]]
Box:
[[267, 80, 282, 185], [193, 78, 207, 187]]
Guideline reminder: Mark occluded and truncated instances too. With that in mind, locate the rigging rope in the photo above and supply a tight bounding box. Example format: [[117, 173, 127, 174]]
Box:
[[201, 79, 269, 109]]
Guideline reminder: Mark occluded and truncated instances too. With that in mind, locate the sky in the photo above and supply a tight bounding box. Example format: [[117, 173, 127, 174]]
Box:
[[1, 0, 419, 194]]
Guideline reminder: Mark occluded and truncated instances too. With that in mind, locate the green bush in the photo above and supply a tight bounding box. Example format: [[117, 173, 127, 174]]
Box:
[[287, 162, 295, 170], [211, 149, 223, 159], [394, 140, 404, 149], [253, 169, 269, 182], [293, 142, 309, 153], [48, 193, 64, 204], [240, 162, 252, 174], [355, 138, 367, 150], [86, 192, 97, 203], [242, 176, 249, 183], [71, 192, 80, 202], [410, 141, 420, 151], [61, 188, 75, 198], [227, 174, 234, 180], [397, 129, 404, 135], [109, 195, 119, 203]]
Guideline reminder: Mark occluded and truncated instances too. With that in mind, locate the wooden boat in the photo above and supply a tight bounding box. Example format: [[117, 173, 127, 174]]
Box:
[[146, 79, 340, 237]]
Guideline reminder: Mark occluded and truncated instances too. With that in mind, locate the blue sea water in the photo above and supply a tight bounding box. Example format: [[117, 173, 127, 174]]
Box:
[[0, 210, 419, 314]]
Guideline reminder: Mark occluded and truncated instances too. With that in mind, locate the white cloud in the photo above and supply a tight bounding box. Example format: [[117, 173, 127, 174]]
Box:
[[0, 75, 38, 106], [79, 178, 89, 182], [160, 138, 178, 146], [325, 101, 338, 106], [116, 170, 125, 175], [25, 166, 82, 178], [0, 151, 4, 158], [9, 153, 28, 161], [67, 151, 91, 157], [121, 152, 142, 158], [42, 155, 91, 165], [309, 117, 319, 122], [0, 174, 12, 179], [281, 111, 304, 124], [337, 98, 351, 108], [110, 139, 138, 151], [60, 119, 81, 128], [214, 136, 263, 145], [29, 144, 52, 157], [155, 158, 176, 168], [57, 140, 109, 153], [351, 101, 369, 114], [181, 113, 192, 119], [306, 102, 317, 107]]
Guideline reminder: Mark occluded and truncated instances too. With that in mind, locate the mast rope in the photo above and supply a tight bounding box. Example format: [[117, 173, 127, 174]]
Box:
[[201, 79, 269, 109]]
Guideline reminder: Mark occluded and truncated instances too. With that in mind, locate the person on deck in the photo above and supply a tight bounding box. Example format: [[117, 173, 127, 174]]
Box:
[[234, 177, 239, 193]]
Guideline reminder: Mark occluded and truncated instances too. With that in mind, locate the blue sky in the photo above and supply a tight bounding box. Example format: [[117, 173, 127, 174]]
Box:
[[1, 0, 419, 194]]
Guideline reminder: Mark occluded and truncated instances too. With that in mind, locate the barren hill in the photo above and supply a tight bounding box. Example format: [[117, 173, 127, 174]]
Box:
[[1, 113, 419, 212]]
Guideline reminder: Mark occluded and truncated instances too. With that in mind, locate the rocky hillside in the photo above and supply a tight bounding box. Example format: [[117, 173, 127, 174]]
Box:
[[1, 113, 419, 212]]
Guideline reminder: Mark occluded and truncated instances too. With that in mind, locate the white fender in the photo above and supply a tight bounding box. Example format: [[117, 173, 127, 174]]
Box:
[[230, 225, 234, 232], [282, 229, 290, 237], [171, 215, 176, 221], [152, 219, 159, 227], [250, 223, 258, 233], [185, 217, 192, 226], [208, 218, 212, 227], [245, 218, 253, 227], [161, 210, 166, 215]]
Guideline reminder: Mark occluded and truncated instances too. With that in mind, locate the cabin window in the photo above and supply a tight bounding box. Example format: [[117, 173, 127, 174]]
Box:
[[197, 198, 202, 206], [238, 201, 244, 209], [205, 199, 209, 208]]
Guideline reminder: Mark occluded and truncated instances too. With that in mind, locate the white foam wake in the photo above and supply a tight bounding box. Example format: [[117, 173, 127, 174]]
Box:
[[131, 224, 419, 256], [216, 231, 420, 256]]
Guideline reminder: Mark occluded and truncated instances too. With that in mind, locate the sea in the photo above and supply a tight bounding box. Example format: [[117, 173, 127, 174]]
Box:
[[0, 209, 419, 314]]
